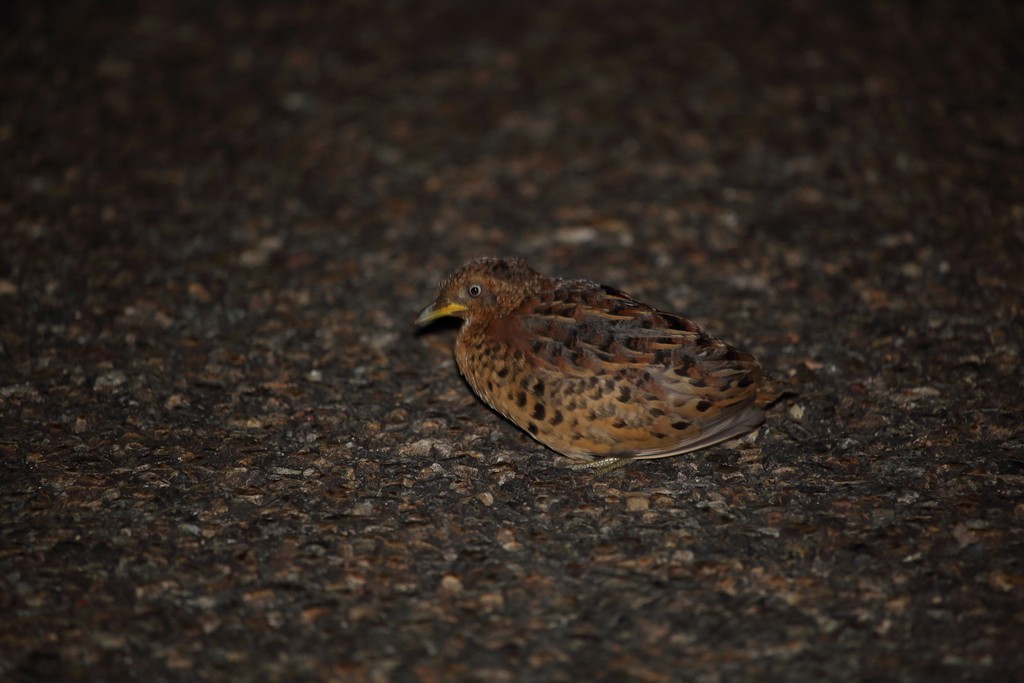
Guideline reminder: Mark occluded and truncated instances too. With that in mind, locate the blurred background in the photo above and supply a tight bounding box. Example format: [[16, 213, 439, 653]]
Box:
[[2, 1, 1022, 680]]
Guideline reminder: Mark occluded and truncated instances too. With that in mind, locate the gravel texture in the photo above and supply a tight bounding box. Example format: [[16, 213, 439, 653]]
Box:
[[2, 1, 1022, 681]]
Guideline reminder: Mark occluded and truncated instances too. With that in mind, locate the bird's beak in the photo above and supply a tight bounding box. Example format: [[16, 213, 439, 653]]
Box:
[[416, 301, 467, 326]]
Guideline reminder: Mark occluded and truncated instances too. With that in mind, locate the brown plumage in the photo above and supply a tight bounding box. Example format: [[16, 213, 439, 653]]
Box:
[[416, 257, 779, 470]]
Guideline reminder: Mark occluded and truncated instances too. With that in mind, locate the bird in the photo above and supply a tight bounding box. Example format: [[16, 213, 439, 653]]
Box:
[[416, 257, 780, 472]]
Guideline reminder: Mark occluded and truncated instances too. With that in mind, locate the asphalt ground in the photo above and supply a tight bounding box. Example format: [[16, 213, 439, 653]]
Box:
[[2, 1, 1022, 681]]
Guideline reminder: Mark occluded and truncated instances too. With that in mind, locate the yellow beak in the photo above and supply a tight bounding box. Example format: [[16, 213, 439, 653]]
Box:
[[416, 301, 468, 326]]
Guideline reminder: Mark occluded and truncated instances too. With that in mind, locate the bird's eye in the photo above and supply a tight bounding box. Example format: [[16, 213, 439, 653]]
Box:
[[468, 284, 483, 298]]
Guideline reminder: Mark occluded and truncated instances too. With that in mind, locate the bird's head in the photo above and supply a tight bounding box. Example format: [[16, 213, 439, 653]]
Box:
[[416, 257, 545, 327]]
